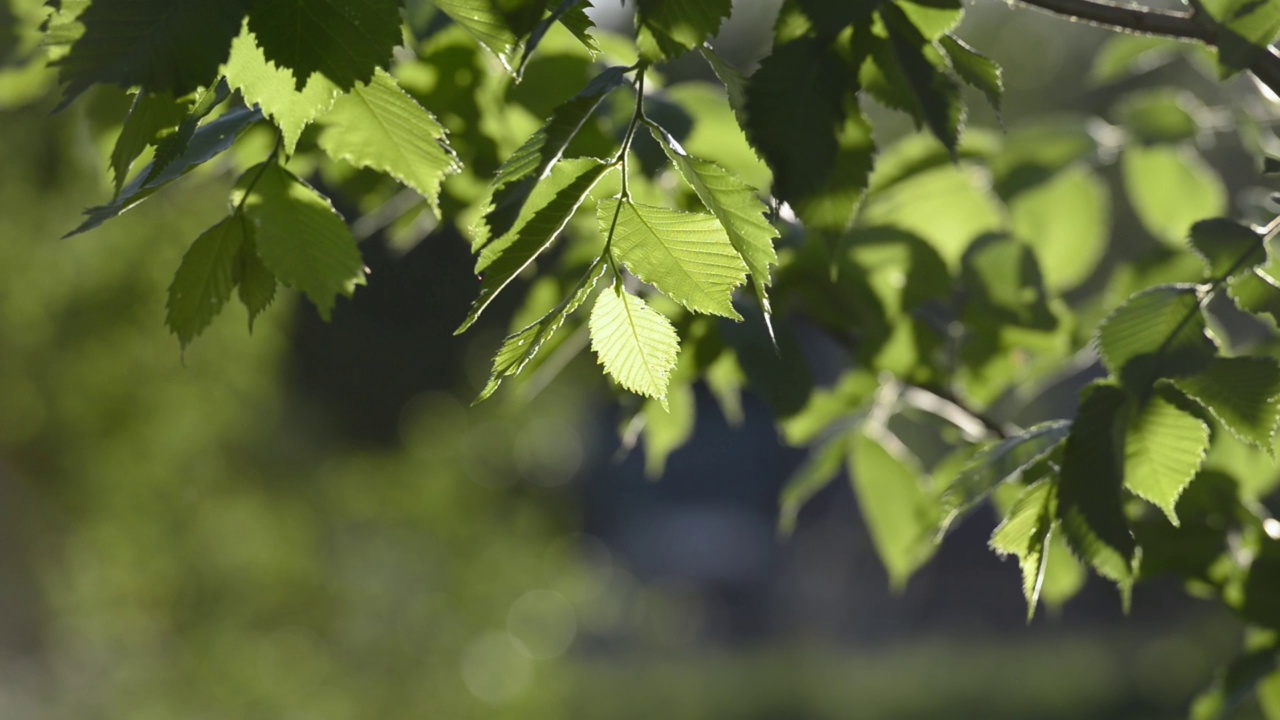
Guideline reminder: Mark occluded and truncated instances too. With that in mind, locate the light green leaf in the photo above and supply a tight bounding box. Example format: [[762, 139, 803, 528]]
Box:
[[1188, 218, 1266, 280], [649, 124, 779, 325], [1173, 357, 1280, 451], [1008, 164, 1109, 292], [460, 158, 613, 333], [236, 230, 277, 331], [1040, 533, 1087, 610], [1115, 88, 1200, 145], [165, 214, 247, 348], [1057, 383, 1138, 595], [110, 91, 189, 196], [989, 478, 1056, 622], [1090, 35, 1178, 85], [1095, 284, 1216, 391], [57, 0, 247, 101], [898, 0, 964, 40], [1199, 0, 1280, 75], [588, 285, 681, 406], [778, 370, 877, 446], [246, 0, 401, 90], [600, 199, 747, 319], [642, 380, 695, 478], [316, 68, 459, 215], [779, 431, 850, 536], [635, 0, 731, 62], [223, 26, 339, 155], [939, 421, 1071, 537], [477, 66, 629, 246], [1123, 392, 1209, 525], [435, 0, 522, 72], [939, 34, 1001, 114], [1122, 144, 1226, 248], [236, 163, 366, 321], [476, 260, 605, 403], [848, 430, 939, 589], [518, 1, 599, 79], [67, 106, 260, 237]]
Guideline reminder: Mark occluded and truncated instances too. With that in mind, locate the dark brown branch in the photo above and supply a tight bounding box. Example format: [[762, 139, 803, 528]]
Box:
[[1014, 0, 1280, 98]]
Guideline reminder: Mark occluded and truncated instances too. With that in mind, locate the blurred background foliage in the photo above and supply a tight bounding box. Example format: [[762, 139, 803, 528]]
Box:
[[0, 0, 1277, 718]]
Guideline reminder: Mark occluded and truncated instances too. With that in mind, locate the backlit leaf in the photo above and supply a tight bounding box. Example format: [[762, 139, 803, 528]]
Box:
[[1122, 144, 1226, 248], [882, 4, 963, 153], [316, 68, 460, 214], [634, 0, 731, 63], [990, 478, 1056, 621], [1188, 218, 1266, 280], [1173, 357, 1280, 451], [1095, 284, 1216, 392], [779, 431, 850, 536], [460, 158, 613, 332], [223, 26, 339, 155], [166, 214, 247, 348], [109, 91, 189, 196], [589, 284, 680, 406], [236, 230, 277, 331], [600, 199, 748, 319], [848, 430, 939, 589], [435, 0, 522, 72], [939, 34, 1001, 114], [1123, 391, 1209, 525], [236, 163, 366, 321]]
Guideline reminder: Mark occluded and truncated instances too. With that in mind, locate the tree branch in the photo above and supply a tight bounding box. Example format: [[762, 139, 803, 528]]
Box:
[[1014, 0, 1280, 97]]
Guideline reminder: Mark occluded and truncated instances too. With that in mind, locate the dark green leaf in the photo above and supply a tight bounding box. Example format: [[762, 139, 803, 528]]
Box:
[[1188, 218, 1266, 280], [436, 0, 524, 72], [1174, 357, 1280, 451], [236, 163, 366, 321], [109, 91, 190, 196], [882, 3, 963, 153], [960, 235, 1056, 330], [634, 0, 731, 63], [939, 34, 1001, 114], [518, 0, 597, 78], [1095, 284, 1216, 392], [939, 421, 1071, 537], [1191, 632, 1280, 720], [1199, 0, 1280, 75], [57, 0, 247, 101], [792, 105, 875, 233], [246, 0, 401, 90], [67, 107, 261, 237], [165, 215, 247, 349], [1228, 263, 1280, 329], [1057, 383, 1138, 596], [237, 230, 277, 331], [1115, 88, 1200, 145], [461, 158, 614, 332]]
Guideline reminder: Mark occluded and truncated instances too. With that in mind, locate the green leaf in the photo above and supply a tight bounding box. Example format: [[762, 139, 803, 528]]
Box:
[[460, 158, 613, 332], [316, 68, 459, 214], [882, 4, 963, 153], [435, 0, 522, 72], [939, 421, 1071, 537], [109, 91, 189, 196], [57, 0, 247, 101], [1122, 391, 1209, 525], [898, 0, 964, 40], [1122, 144, 1226, 248], [1199, 0, 1280, 75], [1090, 35, 1178, 85], [793, 104, 876, 233], [634, 0, 731, 63], [939, 34, 1001, 114], [744, 36, 852, 213], [960, 235, 1056, 330], [697, 45, 748, 128], [477, 66, 628, 246], [67, 107, 261, 237], [1188, 218, 1266, 280], [165, 214, 247, 348], [642, 380, 695, 477], [236, 163, 366, 321], [588, 285, 681, 406], [223, 26, 339, 155], [1190, 633, 1280, 720], [146, 81, 232, 184], [246, 0, 401, 90], [236, 231, 277, 331], [1173, 357, 1280, 451], [989, 478, 1056, 622], [779, 431, 850, 536], [649, 124, 779, 326], [518, 0, 597, 78], [777, 370, 877, 446], [477, 260, 604, 403], [1229, 264, 1280, 329], [1115, 88, 1200, 145], [600, 199, 748, 319], [1007, 165, 1109, 292], [848, 430, 939, 589], [1057, 383, 1138, 595], [1095, 284, 1216, 392]]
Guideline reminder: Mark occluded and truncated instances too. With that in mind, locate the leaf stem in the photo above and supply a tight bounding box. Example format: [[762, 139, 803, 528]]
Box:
[[233, 131, 284, 215]]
